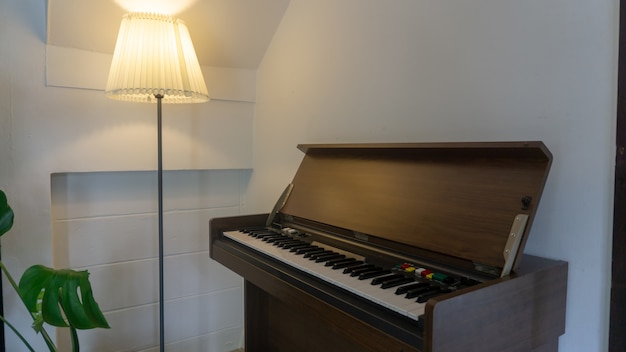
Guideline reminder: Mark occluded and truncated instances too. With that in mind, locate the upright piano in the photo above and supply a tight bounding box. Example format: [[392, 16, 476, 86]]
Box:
[[210, 142, 567, 352]]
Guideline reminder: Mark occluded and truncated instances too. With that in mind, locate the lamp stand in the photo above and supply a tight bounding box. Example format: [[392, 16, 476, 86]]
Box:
[[105, 13, 209, 351], [156, 94, 165, 352]]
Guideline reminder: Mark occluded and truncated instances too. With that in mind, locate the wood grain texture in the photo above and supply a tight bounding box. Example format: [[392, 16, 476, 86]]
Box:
[[425, 256, 567, 352], [244, 281, 420, 352], [283, 142, 552, 271]]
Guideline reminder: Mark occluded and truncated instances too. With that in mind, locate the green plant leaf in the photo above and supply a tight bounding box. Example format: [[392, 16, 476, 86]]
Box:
[[18, 265, 110, 330], [0, 189, 14, 237]]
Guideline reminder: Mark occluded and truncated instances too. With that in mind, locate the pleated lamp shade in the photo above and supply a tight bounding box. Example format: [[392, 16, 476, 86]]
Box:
[[105, 12, 209, 104]]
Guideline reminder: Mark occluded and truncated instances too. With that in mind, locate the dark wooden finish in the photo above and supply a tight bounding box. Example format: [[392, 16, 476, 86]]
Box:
[[244, 281, 419, 352], [209, 142, 565, 352], [284, 142, 552, 272], [612, 1, 626, 350], [210, 216, 567, 352], [425, 256, 567, 352]]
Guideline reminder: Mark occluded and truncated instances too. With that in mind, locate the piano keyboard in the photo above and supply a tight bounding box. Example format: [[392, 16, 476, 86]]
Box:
[[223, 228, 474, 322]]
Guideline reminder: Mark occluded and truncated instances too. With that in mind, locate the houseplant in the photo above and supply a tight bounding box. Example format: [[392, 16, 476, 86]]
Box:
[[0, 189, 109, 352]]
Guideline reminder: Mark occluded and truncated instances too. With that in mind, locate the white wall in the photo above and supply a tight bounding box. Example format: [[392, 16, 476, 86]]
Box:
[[50, 170, 248, 351], [250, 1, 617, 351], [1, 0, 619, 351], [0, 0, 252, 351]]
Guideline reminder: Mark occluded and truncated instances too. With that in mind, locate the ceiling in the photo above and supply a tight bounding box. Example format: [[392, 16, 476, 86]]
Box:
[[46, 0, 291, 69]]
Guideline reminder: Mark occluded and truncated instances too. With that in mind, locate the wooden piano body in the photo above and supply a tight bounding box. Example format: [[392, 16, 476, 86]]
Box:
[[210, 142, 568, 352]]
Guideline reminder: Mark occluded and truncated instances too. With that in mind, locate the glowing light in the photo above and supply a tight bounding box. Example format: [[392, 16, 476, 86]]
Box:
[[105, 13, 209, 104], [114, 0, 197, 15]]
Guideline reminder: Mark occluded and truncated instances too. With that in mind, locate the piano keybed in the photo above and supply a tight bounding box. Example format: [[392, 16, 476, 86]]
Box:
[[223, 226, 480, 325]]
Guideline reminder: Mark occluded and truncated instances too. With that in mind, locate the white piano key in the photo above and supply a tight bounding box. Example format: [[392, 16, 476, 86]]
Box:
[[224, 230, 426, 320]]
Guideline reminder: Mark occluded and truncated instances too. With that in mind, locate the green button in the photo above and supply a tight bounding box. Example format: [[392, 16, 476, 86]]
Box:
[[432, 273, 448, 282]]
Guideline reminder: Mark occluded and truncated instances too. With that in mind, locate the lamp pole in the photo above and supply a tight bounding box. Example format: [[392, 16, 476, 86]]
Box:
[[105, 13, 209, 351], [156, 94, 165, 352]]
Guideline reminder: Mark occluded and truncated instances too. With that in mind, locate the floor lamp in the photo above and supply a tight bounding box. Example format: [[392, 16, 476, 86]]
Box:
[[105, 12, 209, 352]]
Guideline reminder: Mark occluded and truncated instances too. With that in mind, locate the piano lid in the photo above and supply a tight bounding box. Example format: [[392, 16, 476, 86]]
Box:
[[279, 141, 552, 276]]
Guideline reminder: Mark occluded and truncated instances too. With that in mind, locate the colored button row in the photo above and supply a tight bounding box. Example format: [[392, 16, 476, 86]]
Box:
[[396, 263, 451, 284]]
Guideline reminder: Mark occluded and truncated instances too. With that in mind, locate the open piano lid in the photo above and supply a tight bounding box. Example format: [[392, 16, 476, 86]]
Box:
[[278, 141, 552, 277]]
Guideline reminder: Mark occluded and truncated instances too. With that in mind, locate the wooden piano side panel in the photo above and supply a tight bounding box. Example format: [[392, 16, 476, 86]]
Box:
[[424, 256, 568, 352]]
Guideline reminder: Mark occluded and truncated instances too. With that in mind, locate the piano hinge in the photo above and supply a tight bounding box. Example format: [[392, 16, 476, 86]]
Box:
[[500, 214, 529, 277], [266, 183, 294, 227]]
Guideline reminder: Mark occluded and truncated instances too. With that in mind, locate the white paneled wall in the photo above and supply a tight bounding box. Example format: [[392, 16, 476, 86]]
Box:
[[50, 169, 249, 351], [251, 1, 617, 351]]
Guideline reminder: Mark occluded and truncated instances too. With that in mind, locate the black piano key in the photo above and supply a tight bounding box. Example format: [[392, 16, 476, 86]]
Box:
[[274, 239, 299, 246], [278, 242, 303, 249], [307, 250, 334, 260], [326, 257, 355, 267], [242, 227, 267, 233], [261, 235, 284, 242], [307, 250, 334, 258], [303, 249, 329, 258], [254, 231, 278, 238], [358, 269, 391, 280], [306, 250, 331, 259], [273, 236, 294, 242], [249, 231, 274, 238], [289, 244, 312, 252], [395, 281, 430, 295], [405, 285, 439, 299], [315, 254, 345, 263], [295, 246, 321, 254], [343, 263, 374, 274], [281, 241, 306, 249], [350, 266, 383, 277], [277, 239, 301, 246], [270, 238, 293, 245], [416, 288, 451, 303], [266, 235, 289, 243], [380, 277, 415, 289], [371, 274, 404, 285], [333, 260, 364, 270]]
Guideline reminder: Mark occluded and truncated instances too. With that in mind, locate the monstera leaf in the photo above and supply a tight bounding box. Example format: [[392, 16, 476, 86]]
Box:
[[0, 190, 13, 237], [18, 265, 110, 331], [1, 189, 109, 351]]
